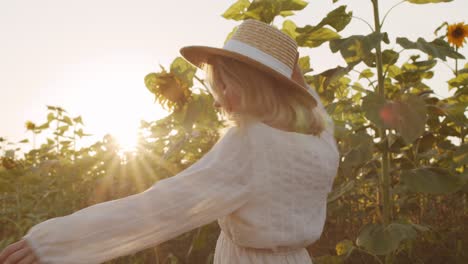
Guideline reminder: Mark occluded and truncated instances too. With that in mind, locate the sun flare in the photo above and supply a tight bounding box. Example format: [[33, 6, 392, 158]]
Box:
[[113, 129, 139, 152]]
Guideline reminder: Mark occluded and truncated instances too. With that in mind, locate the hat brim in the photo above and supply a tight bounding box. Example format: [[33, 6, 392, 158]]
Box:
[[179, 45, 317, 108]]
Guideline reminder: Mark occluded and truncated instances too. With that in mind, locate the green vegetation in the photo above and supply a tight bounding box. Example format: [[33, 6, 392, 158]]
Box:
[[1, 0, 467, 263]]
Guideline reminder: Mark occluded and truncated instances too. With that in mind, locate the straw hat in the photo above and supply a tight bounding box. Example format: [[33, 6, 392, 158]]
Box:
[[179, 19, 318, 108]]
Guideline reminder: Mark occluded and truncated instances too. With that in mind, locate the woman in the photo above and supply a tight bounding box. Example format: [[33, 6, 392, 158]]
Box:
[[0, 19, 340, 264]]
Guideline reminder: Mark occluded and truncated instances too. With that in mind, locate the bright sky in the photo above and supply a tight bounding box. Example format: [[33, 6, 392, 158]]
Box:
[[0, 0, 467, 157]]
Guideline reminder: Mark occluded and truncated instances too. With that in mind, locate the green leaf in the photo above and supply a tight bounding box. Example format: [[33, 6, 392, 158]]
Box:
[[438, 100, 468, 127], [280, 0, 308, 11], [298, 56, 312, 73], [396, 37, 465, 61], [362, 92, 387, 127], [330, 32, 389, 66], [382, 49, 399, 65], [309, 65, 354, 92], [453, 143, 468, 166], [359, 69, 374, 79], [297, 27, 341, 48], [60, 140, 72, 146], [407, 0, 452, 4], [386, 65, 402, 78], [363, 93, 427, 144], [244, 0, 308, 24], [393, 59, 437, 87], [47, 138, 55, 145], [279, 10, 294, 17], [36, 122, 49, 130], [281, 19, 299, 40], [341, 131, 374, 172], [316, 5, 352, 32], [170, 57, 197, 88], [400, 167, 465, 194], [378, 94, 427, 144], [404, 59, 437, 72], [356, 223, 417, 255], [72, 116, 83, 125], [448, 73, 468, 89], [61, 116, 73, 126], [46, 105, 57, 111], [222, 0, 250, 20], [224, 26, 239, 45], [286, 6, 351, 48], [47, 113, 55, 122]]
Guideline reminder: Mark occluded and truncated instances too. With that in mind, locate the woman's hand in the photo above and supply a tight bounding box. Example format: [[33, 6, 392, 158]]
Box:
[[0, 239, 40, 264]]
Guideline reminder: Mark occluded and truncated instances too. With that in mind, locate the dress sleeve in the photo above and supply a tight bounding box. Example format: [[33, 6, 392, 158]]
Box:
[[22, 126, 253, 264]]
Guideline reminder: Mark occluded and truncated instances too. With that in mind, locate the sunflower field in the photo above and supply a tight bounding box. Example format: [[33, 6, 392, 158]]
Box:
[[1, 0, 467, 263]]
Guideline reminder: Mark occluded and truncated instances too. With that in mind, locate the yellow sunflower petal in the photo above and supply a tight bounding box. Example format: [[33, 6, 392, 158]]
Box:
[[447, 22, 468, 48]]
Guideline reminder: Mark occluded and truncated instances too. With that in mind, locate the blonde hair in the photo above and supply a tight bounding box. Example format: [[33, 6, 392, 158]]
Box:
[[202, 56, 326, 136]]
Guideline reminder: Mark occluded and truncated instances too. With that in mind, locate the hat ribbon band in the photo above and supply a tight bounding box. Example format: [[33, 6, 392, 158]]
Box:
[[223, 39, 293, 78]]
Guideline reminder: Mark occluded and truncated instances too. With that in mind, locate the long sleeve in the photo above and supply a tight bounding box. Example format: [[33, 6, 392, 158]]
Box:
[[22, 126, 253, 264]]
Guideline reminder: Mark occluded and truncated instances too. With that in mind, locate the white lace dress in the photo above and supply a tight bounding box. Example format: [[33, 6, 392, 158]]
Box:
[[23, 108, 339, 264]]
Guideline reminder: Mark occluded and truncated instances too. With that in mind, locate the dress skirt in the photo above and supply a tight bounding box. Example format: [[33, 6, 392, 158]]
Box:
[[213, 231, 313, 264]]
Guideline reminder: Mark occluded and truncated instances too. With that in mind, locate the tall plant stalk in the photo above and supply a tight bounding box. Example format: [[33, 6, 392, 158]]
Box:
[[371, 0, 393, 263]]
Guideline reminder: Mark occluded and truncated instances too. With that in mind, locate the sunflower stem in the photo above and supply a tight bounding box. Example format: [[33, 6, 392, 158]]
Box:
[[352, 16, 374, 31], [372, 0, 393, 263], [380, 0, 406, 28]]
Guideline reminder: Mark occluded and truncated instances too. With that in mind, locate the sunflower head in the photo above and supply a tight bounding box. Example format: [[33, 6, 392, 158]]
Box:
[[447, 22, 468, 48], [25, 121, 36, 130]]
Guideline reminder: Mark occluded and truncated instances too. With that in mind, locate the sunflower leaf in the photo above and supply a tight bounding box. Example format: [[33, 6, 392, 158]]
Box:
[[330, 32, 389, 66], [316, 5, 352, 32], [400, 167, 465, 194], [406, 0, 453, 4], [287, 6, 352, 48], [243, 0, 308, 24], [222, 0, 250, 21], [356, 223, 418, 255], [396, 37, 465, 60]]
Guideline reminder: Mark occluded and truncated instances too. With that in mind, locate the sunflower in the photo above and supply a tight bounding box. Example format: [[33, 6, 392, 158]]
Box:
[[447, 22, 468, 48], [25, 120, 36, 130]]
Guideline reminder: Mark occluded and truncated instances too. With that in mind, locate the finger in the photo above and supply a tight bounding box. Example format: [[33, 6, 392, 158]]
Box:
[[4, 247, 29, 264], [20, 239, 40, 264], [17, 253, 37, 264], [0, 240, 27, 262]]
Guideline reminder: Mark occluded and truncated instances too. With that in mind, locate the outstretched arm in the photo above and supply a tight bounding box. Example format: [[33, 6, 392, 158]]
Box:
[[19, 126, 253, 264]]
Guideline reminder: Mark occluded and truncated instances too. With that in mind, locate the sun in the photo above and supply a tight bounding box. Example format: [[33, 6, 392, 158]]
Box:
[[113, 129, 139, 153], [108, 106, 169, 157]]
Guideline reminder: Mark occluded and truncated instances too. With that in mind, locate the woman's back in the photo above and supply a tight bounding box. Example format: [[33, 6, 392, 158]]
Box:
[[215, 121, 340, 263]]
